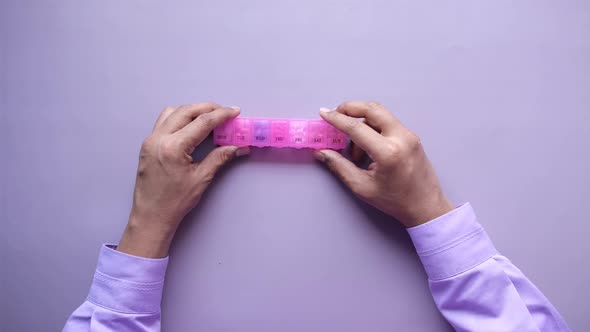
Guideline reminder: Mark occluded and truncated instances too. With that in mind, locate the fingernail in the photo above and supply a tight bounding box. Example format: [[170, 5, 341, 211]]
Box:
[[229, 106, 241, 112], [319, 107, 331, 114], [236, 146, 250, 157], [312, 150, 326, 162]]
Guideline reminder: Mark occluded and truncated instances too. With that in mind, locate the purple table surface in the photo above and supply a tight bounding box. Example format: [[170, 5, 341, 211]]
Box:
[[1, 1, 589, 331]]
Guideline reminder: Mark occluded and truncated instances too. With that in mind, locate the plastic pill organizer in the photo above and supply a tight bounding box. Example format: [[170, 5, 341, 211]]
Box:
[[214, 117, 348, 150]]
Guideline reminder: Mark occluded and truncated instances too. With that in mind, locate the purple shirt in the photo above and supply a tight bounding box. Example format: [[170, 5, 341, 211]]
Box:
[[63, 204, 570, 331]]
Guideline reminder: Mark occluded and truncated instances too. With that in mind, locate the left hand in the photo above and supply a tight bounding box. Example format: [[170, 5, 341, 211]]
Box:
[[117, 102, 249, 258]]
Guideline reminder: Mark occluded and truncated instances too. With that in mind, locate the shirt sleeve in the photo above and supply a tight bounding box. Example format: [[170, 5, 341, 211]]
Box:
[[62, 245, 169, 332], [407, 203, 570, 332]]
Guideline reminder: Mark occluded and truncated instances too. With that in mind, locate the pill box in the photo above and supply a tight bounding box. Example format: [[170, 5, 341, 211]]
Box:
[[214, 117, 347, 150]]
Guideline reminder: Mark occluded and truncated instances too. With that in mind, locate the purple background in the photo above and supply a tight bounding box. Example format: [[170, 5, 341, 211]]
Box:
[[2, 1, 589, 331]]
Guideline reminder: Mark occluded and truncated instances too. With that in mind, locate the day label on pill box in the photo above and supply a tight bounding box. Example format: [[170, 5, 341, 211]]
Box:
[[252, 120, 271, 146], [270, 120, 289, 147], [233, 118, 252, 146], [213, 117, 347, 150]]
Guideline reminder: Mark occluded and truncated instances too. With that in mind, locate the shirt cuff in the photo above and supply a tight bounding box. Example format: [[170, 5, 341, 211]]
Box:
[[86, 244, 169, 314], [407, 203, 497, 281]]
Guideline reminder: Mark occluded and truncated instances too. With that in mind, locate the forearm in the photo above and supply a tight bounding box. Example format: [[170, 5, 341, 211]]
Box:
[[408, 204, 570, 332]]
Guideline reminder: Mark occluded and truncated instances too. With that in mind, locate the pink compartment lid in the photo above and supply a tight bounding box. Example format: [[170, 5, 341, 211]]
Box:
[[214, 117, 347, 150]]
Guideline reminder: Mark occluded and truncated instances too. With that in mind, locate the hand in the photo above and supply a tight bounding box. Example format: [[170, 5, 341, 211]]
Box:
[[117, 102, 250, 258], [314, 101, 453, 228]]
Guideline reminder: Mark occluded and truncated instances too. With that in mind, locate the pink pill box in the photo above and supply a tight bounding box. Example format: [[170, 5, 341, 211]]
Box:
[[214, 117, 348, 150]]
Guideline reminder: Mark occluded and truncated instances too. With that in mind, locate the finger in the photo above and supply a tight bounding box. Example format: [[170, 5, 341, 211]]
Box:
[[349, 119, 371, 162], [176, 106, 240, 149], [336, 101, 402, 135], [159, 102, 222, 133], [153, 106, 176, 132], [313, 149, 373, 197], [196, 145, 250, 186], [319, 110, 386, 160], [350, 141, 366, 162]]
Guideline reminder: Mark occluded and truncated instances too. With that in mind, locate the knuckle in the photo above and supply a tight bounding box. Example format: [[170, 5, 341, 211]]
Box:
[[405, 132, 422, 151], [136, 164, 148, 178], [200, 170, 215, 185], [323, 154, 342, 174], [215, 150, 233, 166], [380, 142, 402, 165], [344, 118, 360, 133], [197, 112, 215, 127], [322, 153, 337, 169], [160, 139, 180, 160], [339, 100, 354, 109], [367, 101, 383, 110], [140, 136, 160, 158], [385, 142, 401, 157], [138, 137, 158, 176], [195, 101, 217, 113], [162, 106, 175, 114], [321, 152, 332, 164], [220, 150, 234, 163], [175, 104, 189, 112], [140, 136, 155, 152]]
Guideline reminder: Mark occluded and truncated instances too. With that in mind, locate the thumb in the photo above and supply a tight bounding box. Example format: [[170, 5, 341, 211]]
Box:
[[313, 149, 370, 196], [197, 145, 250, 184]]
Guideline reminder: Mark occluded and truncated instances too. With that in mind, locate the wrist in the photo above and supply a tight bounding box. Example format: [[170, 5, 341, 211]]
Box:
[[402, 194, 454, 228], [117, 214, 178, 258]]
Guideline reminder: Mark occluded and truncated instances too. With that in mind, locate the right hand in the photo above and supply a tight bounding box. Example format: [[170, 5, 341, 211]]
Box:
[[314, 101, 453, 228]]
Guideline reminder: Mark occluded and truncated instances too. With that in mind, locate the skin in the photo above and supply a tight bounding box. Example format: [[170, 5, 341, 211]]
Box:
[[117, 102, 250, 258], [314, 101, 453, 228], [117, 101, 452, 258]]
